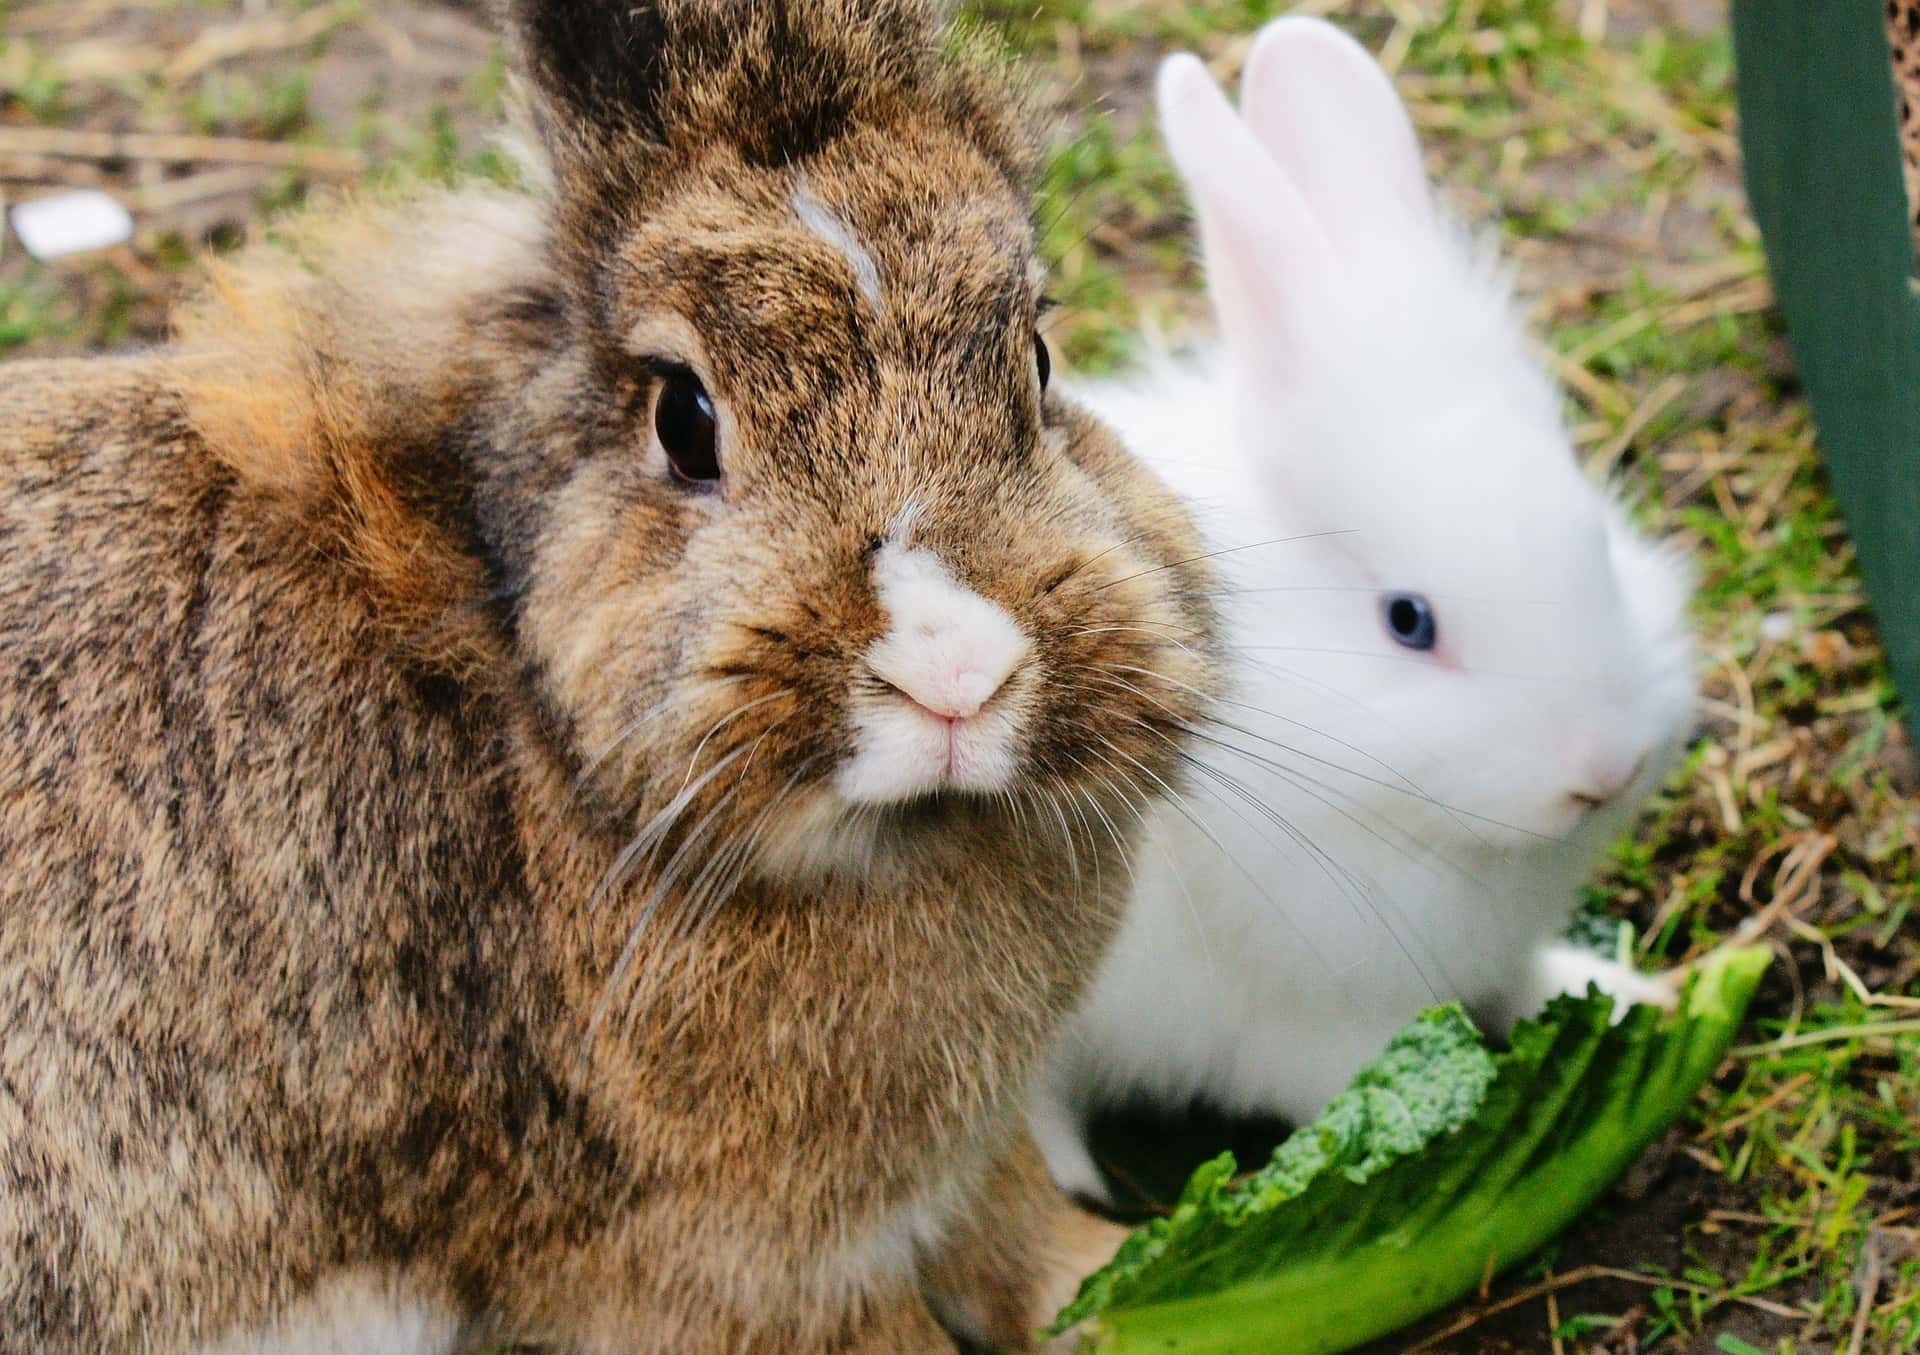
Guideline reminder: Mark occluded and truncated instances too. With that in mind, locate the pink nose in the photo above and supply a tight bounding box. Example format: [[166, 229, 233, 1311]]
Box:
[[890, 666, 1006, 722]]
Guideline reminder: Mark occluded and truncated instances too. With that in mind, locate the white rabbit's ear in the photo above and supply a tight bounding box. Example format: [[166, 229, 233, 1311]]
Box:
[[1240, 18, 1435, 244], [1157, 51, 1336, 374]]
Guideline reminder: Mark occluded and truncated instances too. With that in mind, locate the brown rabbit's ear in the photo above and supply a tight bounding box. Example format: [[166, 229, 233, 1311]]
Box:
[[507, 0, 980, 172], [506, 0, 673, 143]]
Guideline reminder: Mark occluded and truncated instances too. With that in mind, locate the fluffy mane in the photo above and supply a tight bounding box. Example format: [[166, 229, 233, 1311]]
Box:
[[167, 182, 552, 672]]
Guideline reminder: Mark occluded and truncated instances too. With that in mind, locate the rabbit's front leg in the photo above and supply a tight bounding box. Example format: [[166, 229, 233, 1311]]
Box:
[[521, 1290, 959, 1355], [840, 1291, 965, 1355], [920, 1128, 1128, 1352], [509, 1230, 961, 1355]]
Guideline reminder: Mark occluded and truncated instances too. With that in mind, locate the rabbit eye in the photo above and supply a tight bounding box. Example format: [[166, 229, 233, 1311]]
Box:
[[1034, 332, 1052, 393], [1383, 592, 1437, 651], [655, 367, 720, 484]]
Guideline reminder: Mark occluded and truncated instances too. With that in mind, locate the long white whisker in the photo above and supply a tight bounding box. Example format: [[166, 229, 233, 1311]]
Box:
[[575, 778, 747, 1076], [676, 690, 792, 794], [1111, 706, 1449, 997], [1080, 667, 1189, 725], [1037, 788, 1084, 900], [1175, 748, 1459, 1005], [587, 742, 757, 914], [574, 677, 746, 794], [632, 779, 806, 1013], [1188, 718, 1547, 846], [1236, 643, 1612, 687], [1173, 750, 1447, 1003], [1183, 727, 1477, 891], [1097, 530, 1361, 591]]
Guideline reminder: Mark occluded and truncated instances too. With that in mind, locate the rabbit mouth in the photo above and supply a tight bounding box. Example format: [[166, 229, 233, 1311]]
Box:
[[834, 688, 1028, 807]]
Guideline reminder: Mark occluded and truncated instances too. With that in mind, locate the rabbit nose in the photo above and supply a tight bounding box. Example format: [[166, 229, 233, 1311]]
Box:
[[865, 541, 1030, 723], [1567, 752, 1647, 813], [881, 662, 1009, 722], [1569, 787, 1616, 813]]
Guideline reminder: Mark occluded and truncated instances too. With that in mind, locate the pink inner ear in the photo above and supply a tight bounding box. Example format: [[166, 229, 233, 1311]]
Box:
[[1239, 18, 1436, 247], [1156, 51, 1338, 381]]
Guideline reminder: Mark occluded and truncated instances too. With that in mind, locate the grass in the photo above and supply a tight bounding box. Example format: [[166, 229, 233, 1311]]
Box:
[[3, 0, 1917, 1350]]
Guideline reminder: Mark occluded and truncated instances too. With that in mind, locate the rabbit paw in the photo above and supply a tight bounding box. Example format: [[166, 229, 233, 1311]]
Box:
[[1531, 943, 1681, 1022]]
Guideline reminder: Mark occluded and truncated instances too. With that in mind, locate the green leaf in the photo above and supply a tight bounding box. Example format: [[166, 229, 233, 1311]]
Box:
[[1046, 946, 1773, 1354], [1732, 2, 1920, 720]]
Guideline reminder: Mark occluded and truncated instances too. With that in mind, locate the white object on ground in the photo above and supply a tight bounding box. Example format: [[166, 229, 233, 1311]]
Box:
[[10, 190, 134, 261]]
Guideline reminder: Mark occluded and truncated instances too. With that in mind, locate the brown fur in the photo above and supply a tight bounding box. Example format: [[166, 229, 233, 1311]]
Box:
[[0, 3, 1217, 1351]]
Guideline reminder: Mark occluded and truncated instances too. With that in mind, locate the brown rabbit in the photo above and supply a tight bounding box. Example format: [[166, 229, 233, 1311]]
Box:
[[0, 1, 1219, 1352]]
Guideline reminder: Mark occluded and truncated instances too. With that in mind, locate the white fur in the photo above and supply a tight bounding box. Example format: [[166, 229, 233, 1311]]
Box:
[[200, 1270, 463, 1355], [837, 542, 1031, 805], [793, 179, 884, 311], [1034, 19, 1699, 1200]]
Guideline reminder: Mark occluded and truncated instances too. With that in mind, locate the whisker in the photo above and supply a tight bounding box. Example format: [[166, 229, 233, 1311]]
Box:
[[574, 677, 746, 795], [575, 778, 747, 1076], [1071, 779, 1137, 896], [1045, 528, 1159, 596], [634, 766, 817, 1009], [1226, 647, 1473, 799], [1060, 750, 1145, 884], [1080, 667, 1190, 726], [1105, 741, 1356, 978], [587, 742, 756, 914], [1118, 707, 1457, 999], [1172, 584, 1569, 605], [1237, 643, 1613, 687], [1068, 621, 1213, 656], [1037, 788, 1085, 900], [1098, 531, 1361, 591], [1096, 653, 1543, 848], [1190, 716, 1551, 845], [577, 742, 822, 1077], [1179, 724, 1486, 892], [675, 689, 792, 795], [1171, 748, 1452, 1006]]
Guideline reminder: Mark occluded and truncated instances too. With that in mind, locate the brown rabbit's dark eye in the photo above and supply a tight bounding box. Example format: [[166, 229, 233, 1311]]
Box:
[[655, 367, 720, 484], [1035, 332, 1052, 392]]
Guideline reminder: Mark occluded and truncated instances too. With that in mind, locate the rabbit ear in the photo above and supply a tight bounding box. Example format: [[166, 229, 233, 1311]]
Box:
[[1157, 51, 1337, 376], [508, 0, 673, 143], [1239, 17, 1435, 245]]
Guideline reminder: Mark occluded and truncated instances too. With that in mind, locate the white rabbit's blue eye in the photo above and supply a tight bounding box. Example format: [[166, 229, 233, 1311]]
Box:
[[1383, 593, 1437, 651]]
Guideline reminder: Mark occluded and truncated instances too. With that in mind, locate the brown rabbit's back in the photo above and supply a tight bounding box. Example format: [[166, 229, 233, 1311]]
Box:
[[0, 360, 632, 1347], [0, 362, 271, 1338]]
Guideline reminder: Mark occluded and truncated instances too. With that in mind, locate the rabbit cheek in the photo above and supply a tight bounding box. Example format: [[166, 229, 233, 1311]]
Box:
[[509, 471, 711, 784]]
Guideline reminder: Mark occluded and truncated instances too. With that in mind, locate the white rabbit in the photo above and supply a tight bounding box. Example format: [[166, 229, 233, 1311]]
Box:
[[1034, 17, 1699, 1201]]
